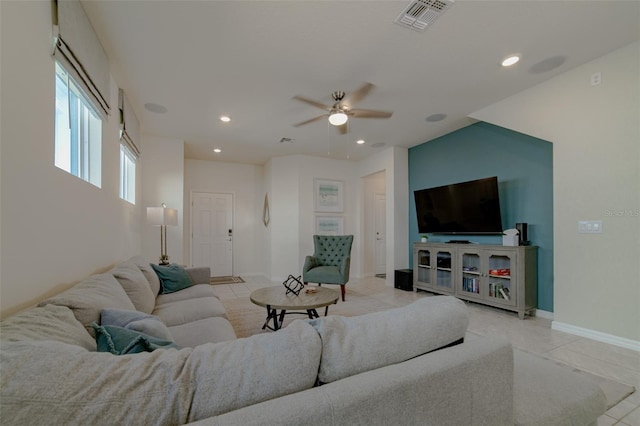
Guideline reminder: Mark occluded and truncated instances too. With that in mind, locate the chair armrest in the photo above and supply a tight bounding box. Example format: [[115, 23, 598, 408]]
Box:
[[185, 267, 211, 285], [338, 256, 351, 282], [303, 256, 318, 275]]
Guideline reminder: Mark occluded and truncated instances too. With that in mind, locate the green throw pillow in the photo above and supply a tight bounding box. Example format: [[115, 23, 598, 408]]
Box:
[[151, 264, 194, 294], [91, 323, 178, 355]]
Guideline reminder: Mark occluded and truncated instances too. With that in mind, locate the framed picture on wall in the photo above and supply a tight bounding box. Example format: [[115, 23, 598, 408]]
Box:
[[315, 216, 344, 235], [314, 178, 344, 212]]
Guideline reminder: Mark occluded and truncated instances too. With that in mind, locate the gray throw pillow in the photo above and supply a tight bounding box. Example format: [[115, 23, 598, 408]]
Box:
[[101, 309, 174, 341]]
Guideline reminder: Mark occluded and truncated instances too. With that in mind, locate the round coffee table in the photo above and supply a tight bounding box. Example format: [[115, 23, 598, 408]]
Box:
[[250, 286, 339, 331]]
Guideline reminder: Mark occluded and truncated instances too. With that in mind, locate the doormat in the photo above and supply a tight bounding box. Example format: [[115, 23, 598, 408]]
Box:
[[210, 276, 245, 285]]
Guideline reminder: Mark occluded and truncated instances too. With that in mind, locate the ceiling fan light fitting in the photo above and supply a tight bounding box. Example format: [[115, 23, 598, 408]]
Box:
[[328, 111, 348, 126]]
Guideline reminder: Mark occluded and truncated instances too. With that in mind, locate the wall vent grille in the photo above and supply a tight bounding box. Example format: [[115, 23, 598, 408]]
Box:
[[394, 0, 454, 32]]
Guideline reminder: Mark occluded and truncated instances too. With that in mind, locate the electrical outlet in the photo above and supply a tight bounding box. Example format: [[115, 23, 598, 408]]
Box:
[[578, 220, 603, 233], [591, 72, 601, 86]]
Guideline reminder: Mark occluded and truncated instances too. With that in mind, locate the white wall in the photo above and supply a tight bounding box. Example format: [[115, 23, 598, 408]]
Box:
[[471, 42, 640, 345], [0, 1, 143, 317], [140, 135, 184, 266], [264, 154, 369, 281], [183, 159, 265, 276]]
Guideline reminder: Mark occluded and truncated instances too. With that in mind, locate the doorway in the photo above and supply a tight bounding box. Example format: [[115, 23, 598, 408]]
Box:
[[374, 193, 387, 276], [191, 192, 233, 277], [362, 171, 386, 278]]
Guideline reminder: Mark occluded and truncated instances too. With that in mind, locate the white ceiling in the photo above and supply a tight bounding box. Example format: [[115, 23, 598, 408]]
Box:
[[82, 0, 639, 165]]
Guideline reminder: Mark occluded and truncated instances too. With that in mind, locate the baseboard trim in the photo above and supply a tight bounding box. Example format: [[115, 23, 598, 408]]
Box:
[[552, 321, 640, 352], [535, 309, 554, 320]]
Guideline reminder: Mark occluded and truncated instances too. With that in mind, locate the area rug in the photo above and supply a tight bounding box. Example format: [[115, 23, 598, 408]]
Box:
[[526, 352, 636, 409], [210, 276, 245, 285], [222, 287, 635, 410]]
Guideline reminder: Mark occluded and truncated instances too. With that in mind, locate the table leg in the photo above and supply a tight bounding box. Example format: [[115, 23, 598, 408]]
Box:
[[262, 305, 281, 331], [278, 309, 287, 329], [307, 309, 319, 319]]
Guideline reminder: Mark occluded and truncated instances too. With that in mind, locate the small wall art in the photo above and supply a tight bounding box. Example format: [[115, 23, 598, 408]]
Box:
[[315, 215, 344, 235], [314, 178, 344, 213]]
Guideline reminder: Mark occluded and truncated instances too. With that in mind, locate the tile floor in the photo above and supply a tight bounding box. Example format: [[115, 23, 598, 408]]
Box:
[[214, 275, 640, 425]]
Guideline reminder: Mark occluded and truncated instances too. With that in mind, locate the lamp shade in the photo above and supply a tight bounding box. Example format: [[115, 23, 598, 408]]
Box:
[[147, 207, 178, 226]]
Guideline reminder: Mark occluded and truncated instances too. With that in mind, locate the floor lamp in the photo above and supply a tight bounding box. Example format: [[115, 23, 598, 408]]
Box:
[[147, 204, 178, 265]]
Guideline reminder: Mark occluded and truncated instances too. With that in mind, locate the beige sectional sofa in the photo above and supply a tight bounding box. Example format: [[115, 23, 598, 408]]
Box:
[[0, 256, 607, 425]]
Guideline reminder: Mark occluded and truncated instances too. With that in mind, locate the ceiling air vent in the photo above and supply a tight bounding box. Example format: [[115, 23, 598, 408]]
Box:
[[394, 0, 454, 32]]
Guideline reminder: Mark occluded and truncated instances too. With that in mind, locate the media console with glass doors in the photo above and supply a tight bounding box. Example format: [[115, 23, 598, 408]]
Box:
[[413, 242, 537, 319]]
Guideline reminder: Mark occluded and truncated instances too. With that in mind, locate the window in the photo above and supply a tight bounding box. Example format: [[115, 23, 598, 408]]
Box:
[[119, 144, 136, 204], [54, 62, 102, 187]]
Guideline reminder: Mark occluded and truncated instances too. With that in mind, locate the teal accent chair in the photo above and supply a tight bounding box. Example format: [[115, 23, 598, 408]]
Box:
[[303, 235, 354, 302]]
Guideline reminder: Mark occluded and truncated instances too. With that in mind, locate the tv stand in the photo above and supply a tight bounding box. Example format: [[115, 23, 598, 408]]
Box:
[[446, 240, 472, 244], [413, 242, 537, 319]]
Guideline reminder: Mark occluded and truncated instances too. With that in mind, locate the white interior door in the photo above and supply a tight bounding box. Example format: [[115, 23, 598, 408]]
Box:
[[192, 192, 233, 277], [374, 193, 386, 275]]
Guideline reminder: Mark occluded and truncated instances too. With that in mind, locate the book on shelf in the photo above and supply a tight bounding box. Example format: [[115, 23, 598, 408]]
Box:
[[489, 283, 510, 300], [499, 288, 510, 301]]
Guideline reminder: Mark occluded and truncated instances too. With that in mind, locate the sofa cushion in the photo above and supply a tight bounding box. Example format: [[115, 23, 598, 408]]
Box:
[[152, 297, 227, 327], [92, 323, 178, 355], [101, 309, 173, 341], [186, 320, 321, 420], [39, 273, 136, 337], [110, 260, 156, 314], [129, 256, 161, 296], [309, 295, 468, 383], [0, 305, 96, 351], [151, 264, 194, 294], [0, 321, 321, 424], [155, 284, 218, 305], [168, 317, 236, 347]]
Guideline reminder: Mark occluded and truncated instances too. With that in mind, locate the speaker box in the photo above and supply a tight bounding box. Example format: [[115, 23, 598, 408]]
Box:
[[516, 223, 528, 245], [394, 269, 413, 291]]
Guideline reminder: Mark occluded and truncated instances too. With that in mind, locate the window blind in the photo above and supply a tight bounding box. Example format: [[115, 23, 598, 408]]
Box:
[[53, 0, 110, 117], [118, 89, 141, 157]]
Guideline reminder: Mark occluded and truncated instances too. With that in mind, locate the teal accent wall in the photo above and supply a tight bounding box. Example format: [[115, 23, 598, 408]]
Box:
[[408, 122, 553, 312]]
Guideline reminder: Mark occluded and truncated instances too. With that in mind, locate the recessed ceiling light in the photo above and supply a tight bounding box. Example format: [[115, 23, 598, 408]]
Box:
[[220, 115, 231, 123], [501, 55, 521, 67], [213, 148, 222, 153], [144, 103, 167, 114], [356, 139, 366, 145]]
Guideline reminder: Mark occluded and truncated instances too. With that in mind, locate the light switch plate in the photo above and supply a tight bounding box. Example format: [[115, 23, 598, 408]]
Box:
[[578, 220, 603, 233]]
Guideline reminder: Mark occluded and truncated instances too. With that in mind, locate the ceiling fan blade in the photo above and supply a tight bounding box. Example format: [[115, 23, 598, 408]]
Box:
[[337, 122, 349, 135], [342, 82, 375, 107], [293, 115, 327, 127], [349, 108, 393, 119], [292, 95, 331, 111]]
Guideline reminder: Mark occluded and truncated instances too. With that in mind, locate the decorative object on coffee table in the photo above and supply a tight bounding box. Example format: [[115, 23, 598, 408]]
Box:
[[282, 274, 304, 295]]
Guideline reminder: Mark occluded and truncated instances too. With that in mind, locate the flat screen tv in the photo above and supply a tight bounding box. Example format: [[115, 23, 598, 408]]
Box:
[[414, 176, 503, 235]]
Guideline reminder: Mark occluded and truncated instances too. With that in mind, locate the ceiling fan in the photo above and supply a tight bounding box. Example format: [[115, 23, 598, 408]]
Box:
[[292, 82, 393, 134]]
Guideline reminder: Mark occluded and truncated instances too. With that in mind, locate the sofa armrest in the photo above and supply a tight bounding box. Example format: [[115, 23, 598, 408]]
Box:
[[185, 267, 211, 285], [189, 336, 514, 426]]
